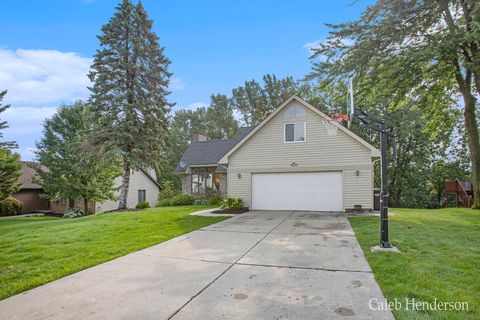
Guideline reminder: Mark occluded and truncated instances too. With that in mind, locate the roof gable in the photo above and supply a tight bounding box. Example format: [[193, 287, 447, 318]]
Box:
[[219, 95, 380, 164]]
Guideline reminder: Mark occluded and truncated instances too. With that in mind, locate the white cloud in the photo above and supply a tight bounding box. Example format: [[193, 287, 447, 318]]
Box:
[[303, 41, 323, 55], [0, 48, 92, 106], [170, 77, 185, 91], [303, 38, 354, 57], [3, 106, 58, 136]]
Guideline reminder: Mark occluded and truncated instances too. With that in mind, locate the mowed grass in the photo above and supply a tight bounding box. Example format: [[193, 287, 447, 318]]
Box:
[[349, 208, 479, 320], [0, 205, 227, 300]]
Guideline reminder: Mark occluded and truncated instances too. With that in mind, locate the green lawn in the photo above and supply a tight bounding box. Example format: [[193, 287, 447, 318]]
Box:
[[0, 205, 227, 301], [349, 208, 479, 320]]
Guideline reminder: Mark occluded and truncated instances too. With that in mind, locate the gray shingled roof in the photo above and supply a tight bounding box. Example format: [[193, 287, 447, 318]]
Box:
[[175, 127, 254, 173]]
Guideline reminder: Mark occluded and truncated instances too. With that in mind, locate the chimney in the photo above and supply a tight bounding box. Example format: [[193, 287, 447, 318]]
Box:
[[192, 132, 208, 142]]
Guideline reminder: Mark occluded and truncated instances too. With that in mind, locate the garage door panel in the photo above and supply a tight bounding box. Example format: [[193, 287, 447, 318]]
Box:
[[252, 172, 342, 211]]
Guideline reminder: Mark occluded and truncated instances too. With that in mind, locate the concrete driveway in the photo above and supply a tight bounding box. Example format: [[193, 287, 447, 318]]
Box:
[[0, 211, 394, 320]]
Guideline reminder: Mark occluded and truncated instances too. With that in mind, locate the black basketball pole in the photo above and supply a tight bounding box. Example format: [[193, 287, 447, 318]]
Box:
[[379, 122, 391, 248], [352, 108, 395, 248]]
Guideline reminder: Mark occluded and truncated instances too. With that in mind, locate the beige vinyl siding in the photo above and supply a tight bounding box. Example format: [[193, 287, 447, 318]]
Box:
[[96, 170, 159, 212], [227, 101, 374, 210]]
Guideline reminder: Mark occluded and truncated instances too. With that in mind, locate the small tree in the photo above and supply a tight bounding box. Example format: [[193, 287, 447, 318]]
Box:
[[0, 90, 18, 150], [0, 90, 21, 201], [0, 150, 21, 201], [36, 102, 121, 213]]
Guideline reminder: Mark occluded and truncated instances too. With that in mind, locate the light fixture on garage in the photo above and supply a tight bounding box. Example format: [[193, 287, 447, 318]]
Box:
[[356, 170, 360, 176], [290, 162, 298, 167], [237, 173, 242, 179]]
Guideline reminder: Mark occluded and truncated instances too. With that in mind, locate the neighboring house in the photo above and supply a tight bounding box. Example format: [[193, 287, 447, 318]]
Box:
[[175, 127, 254, 195], [177, 95, 380, 212], [12, 162, 159, 213], [95, 168, 160, 212], [12, 162, 50, 214]]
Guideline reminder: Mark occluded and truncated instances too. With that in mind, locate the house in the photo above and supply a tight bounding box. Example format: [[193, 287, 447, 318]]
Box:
[[176, 95, 380, 212], [95, 168, 160, 212], [12, 162, 159, 213], [12, 162, 51, 214], [175, 127, 254, 195]]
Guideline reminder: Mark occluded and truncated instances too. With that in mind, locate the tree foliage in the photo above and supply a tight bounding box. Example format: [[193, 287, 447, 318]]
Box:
[[0, 90, 21, 201], [205, 94, 238, 140], [0, 150, 21, 201], [308, 0, 480, 208], [0, 91, 18, 150], [230, 74, 299, 126], [88, 0, 172, 209], [36, 102, 121, 212]]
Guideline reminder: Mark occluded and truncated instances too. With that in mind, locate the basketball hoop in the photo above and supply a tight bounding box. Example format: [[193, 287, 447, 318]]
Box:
[[321, 114, 349, 136]]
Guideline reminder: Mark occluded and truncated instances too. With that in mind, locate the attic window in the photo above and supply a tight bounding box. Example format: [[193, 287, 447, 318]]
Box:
[[284, 122, 306, 143], [284, 105, 306, 118]]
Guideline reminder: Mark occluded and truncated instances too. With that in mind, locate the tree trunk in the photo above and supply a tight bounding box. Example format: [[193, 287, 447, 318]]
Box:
[[463, 93, 480, 208], [118, 161, 130, 210], [83, 197, 89, 214]]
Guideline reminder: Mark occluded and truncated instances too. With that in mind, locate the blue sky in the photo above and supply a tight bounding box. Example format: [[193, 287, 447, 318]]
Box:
[[0, 0, 372, 160]]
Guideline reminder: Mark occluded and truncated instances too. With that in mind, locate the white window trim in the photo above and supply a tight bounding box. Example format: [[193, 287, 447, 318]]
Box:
[[284, 122, 306, 143]]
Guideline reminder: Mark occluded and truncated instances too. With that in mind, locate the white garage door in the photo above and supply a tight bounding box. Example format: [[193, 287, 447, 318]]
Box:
[[251, 172, 343, 211]]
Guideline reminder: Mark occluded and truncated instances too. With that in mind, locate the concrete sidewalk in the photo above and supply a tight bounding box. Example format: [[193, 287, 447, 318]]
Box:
[[0, 211, 394, 320]]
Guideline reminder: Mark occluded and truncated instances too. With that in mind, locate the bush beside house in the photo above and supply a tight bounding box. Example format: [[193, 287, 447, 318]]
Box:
[[221, 196, 244, 210], [157, 181, 224, 207], [136, 201, 150, 209], [63, 208, 86, 219], [0, 197, 23, 217]]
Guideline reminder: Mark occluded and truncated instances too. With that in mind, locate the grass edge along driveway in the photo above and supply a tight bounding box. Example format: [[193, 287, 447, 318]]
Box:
[[348, 208, 479, 320], [0, 205, 227, 300]]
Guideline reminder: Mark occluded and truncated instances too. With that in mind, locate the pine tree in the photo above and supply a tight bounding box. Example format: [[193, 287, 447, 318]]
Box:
[[88, 0, 172, 209]]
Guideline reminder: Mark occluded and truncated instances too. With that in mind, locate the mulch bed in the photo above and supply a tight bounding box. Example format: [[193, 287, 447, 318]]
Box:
[[212, 208, 249, 214]]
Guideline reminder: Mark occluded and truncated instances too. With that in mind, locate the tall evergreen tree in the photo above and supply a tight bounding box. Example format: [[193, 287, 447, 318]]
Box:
[[88, 0, 172, 209], [36, 102, 121, 212]]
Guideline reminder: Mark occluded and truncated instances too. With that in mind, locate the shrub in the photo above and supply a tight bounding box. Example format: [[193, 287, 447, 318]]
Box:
[[220, 196, 244, 210], [136, 201, 150, 209], [157, 180, 180, 203], [194, 198, 209, 205], [170, 194, 196, 206], [63, 207, 86, 219], [209, 194, 223, 206], [0, 197, 23, 216], [157, 199, 172, 207]]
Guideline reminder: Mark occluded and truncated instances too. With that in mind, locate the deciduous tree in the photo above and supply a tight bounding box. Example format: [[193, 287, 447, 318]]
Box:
[[36, 102, 121, 212], [309, 0, 480, 208]]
